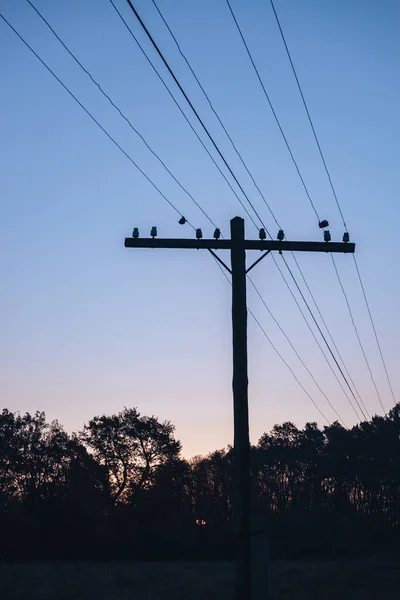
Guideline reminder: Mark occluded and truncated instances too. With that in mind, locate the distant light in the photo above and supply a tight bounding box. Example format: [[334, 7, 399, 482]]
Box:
[[151, 226, 157, 238], [132, 228, 139, 238], [343, 232, 350, 243], [179, 216, 186, 225], [319, 220, 329, 229], [213, 228, 221, 239], [277, 229, 284, 241], [259, 228, 266, 240], [195, 519, 206, 526], [196, 228, 203, 240], [324, 230, 331, 242]]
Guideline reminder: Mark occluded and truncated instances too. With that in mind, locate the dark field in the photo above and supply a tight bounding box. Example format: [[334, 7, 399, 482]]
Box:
[[1, 560, 400, 599]]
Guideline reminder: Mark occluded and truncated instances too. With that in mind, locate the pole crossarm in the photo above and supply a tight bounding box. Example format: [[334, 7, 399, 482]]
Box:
[[125, 237, 355, 253]]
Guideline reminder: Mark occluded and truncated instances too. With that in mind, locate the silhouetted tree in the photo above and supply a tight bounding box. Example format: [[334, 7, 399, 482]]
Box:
[[1, 404, 400, 561], [80, 408, 181, 504]]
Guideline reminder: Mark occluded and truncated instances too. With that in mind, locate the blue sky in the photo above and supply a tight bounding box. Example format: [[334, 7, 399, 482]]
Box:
[[1, 0, 399, 457]]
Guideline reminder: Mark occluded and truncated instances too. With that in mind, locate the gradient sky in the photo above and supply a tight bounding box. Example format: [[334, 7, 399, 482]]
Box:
[[1, 0, 399, 458]]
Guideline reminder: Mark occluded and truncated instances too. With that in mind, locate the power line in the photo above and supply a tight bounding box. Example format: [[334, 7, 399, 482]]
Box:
[[224, 0, 387, 418], [272, 255, 363, 421], [269, 0, 347, 230], [224, 0, 320, 223], [331, 255, 385, 414], [108, 0, 259, 229], [122, 0, 268, 230], [249, 307, 330, 425], [281, 254, 369, 421], [123, 0, 365, 417], [150, 0, 365, 420], [269, 0, 396, 409], [128, 0, 346, 423], [248, 276, 345, 425], [6, 5, 338, 430], [150, 0, 280, 229], [0, 11, 194, 229], [4, 6, 360, 431], [291, 252, 366, 411], [25, 0, 218, 230], [214, 260, 330, 425], [352, 255, 396, 407]]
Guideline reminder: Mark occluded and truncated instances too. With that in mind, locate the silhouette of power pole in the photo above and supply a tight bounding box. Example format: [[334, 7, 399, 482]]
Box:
[[125, 216, 355, 600]]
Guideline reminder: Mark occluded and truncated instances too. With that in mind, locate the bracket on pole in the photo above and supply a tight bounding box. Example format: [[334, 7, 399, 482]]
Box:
[[246, 250, 271, 274], [208, 249, 232, 274]]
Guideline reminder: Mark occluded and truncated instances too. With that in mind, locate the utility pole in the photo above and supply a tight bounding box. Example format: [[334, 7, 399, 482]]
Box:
[[125, 216, 354, 600], [230, 217, 251, 599]]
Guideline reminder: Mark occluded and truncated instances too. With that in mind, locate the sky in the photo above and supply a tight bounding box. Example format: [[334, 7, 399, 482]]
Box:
[[1, 0, 399, 458]]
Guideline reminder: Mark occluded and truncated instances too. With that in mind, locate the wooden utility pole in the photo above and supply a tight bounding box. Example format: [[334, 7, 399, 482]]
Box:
[[124, 216, 355, 600], [230, 217, 251, 599]]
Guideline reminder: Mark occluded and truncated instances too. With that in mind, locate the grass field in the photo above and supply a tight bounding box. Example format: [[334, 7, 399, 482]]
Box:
[[1, 559, 400, 599]]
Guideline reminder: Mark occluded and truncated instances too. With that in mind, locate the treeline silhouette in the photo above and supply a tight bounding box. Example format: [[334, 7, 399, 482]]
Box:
[[1, 405, 400, 561]]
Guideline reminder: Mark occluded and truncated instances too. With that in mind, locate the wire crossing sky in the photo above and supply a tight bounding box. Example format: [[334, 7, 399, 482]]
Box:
[[16, 0, 345, 426], [1, 0, 399, 457], [123, 0, 367, 422]]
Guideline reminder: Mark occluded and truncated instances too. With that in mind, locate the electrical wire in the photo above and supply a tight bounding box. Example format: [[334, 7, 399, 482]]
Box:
[[269, 0, 347, 230], [117, 0, 348, 427], [269, 0, 396, 408], [122, 0, 267, 229], [5, 6, 341, 426], [249, 306, 330, 425], [122, 0, 366, 419], [331, 255, 385, 414], [281, 254, 369, 421], [248, 275, 346, 425], [214, 260, 330, 425], [224, 0, 386, 418], [0, 11, 194, 229], [150, 0, 280, 229], [225, 0, 320, 223], [352, 255, 396, 407], [25, 0, 218, 230], [291, 252, 366, 410], [272, 256, 363, 421], [149, 0, 362, 422], [108, 0, 259, 229]]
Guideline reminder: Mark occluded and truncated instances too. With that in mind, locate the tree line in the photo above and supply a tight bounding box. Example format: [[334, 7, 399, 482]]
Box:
[[1, 404, 400, 561]]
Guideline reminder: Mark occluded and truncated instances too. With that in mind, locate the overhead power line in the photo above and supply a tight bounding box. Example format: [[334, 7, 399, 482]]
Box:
[[281, 254, 369, 421], [224, 0, 320, 223], [117, 0, 347, 427], [25, 0, 218, 230], [108, 0, 259, 229], [291, 252, 366, 410], [122, 0, 365, 419], [225, 0, 387, 417], [4, 7, 340, 435], [352, 255, 396, 407], [273, 256, 363, 422], [122, 0, 267, 230], [249, 306, 330, 425], [208, 260, 331, 425], [0, 11, 193, 228], [150, 0, 280, 229], [5, 6, 341, 425], [248, 276, 345, 425], [269, 0, 396, 409], [150, 0, 366, 420], [269, 0, 347, 229], [331, 255, 385, 414]]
